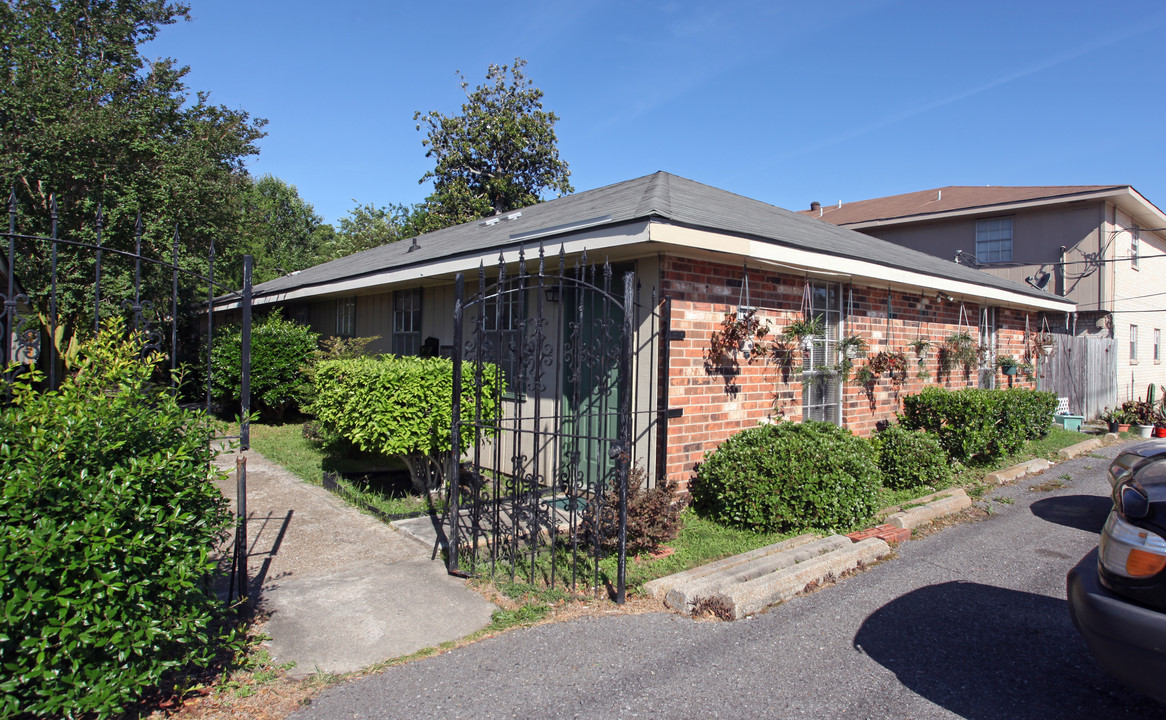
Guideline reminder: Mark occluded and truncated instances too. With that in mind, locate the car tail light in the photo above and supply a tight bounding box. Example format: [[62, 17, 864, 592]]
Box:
[[1099, 511, 1166, 578]]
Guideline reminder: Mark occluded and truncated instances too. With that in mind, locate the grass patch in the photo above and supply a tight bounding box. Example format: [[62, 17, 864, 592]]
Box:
[[249, 422, 432, 518], [613, 510, 793, 593]]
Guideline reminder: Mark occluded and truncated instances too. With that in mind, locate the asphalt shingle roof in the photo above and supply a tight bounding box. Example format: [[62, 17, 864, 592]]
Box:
[[797, 185, 1125, 226], [239, 172, 1068, 305]]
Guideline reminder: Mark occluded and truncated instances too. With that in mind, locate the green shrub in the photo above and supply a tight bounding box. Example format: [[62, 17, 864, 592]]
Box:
[[0, 322, 235, 719], [874, 424, 952, 490], [209, 310, 319, 422], [311, 355, 503, 492], [899, 386, 1056, 463], [690, 421, 880, 533]]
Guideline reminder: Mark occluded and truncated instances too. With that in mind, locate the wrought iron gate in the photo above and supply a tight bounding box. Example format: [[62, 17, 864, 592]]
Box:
[[446, 247, 667, 603]]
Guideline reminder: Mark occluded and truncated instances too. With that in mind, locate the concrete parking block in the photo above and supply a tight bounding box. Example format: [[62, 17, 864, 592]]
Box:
[[707, 538, 892, 620], [985, 458, 1051, 485], [1058, 437, 1103, 459], [885, 489, 972, 530], [663, 535, 852, 614], [642, 533, 819, 601]]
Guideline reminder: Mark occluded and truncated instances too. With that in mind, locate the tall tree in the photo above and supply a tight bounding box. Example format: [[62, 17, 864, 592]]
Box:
[[0, 0, 266, 344], [322, 200, 428, 260], [414, 58, 572, 228], [237, 175, 332, 283]]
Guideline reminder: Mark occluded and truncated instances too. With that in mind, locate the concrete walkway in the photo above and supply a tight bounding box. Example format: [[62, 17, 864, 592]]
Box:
[[212, 446, 496, 677]]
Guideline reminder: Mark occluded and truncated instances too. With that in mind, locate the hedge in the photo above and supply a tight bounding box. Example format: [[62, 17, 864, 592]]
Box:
[[690, 421, 880, 533], [311, 355, 503, 492], [874, 424, 953, 490], [899, 386, 1057, 463]]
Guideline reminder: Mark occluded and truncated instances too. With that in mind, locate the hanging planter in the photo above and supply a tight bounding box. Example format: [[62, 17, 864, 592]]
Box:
[[836, 334, 869, 382], [996, 355, 1020, 376], [942, 332, 979, 374], [708, 264, 771, 364], [709, 308, 770, 363]]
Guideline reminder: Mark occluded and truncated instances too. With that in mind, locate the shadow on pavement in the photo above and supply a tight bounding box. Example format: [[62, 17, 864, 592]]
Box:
[[854, 581, 1166, 719], [1030, 494, 1112, 534]]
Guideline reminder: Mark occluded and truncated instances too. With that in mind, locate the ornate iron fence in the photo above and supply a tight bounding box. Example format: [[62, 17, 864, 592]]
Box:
[[1, 190, 255, 610], [446, 246, 670, 603]]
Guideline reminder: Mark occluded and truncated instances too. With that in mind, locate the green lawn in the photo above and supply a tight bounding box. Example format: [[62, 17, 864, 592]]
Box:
[[249, 422, 432, 518]]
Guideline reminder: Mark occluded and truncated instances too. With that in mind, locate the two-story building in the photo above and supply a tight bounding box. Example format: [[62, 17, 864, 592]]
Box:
[[803, 185, 1166, 416]]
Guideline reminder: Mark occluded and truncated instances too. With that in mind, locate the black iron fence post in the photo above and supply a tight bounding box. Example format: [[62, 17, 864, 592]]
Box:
[[234, 255, 253, 613], [240, 254, 252, 451], [615, 271, 635, 604], [448, 273, 465, 575]]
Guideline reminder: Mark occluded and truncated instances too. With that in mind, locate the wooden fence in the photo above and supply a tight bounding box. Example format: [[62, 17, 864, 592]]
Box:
[[1037, 335, 1116, 420]]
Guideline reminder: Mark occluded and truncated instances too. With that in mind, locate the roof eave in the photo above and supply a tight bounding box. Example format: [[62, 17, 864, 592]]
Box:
[[839, 186, 1166, 229]]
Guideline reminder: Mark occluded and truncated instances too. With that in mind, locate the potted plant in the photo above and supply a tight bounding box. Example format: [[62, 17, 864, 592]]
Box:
[[1123, 400, 1156, 437], [836, 334, 868, 382], [709, 307, 771, 363], [1031, 330, 1057, 359], [942, 332, 979, 374], [781, 315, 824, 351], [995, 355, 1020, 376], [1100, 407, 1121, 434], [907, 337, 932, 359]]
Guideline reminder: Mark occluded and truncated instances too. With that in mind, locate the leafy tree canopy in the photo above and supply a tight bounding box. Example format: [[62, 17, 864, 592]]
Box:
[[414, 58, 572, 228], [325, 200, 429, 259], [237, 174, 334, 284], [0, 0, 266, 339]]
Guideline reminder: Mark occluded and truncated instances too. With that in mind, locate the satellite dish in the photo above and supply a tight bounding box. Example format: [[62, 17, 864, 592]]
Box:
[[1025, 272, 1051, 291]]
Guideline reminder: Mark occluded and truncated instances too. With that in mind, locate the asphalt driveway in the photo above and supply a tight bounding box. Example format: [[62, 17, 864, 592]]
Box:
[[291, 439, 1166, 719]]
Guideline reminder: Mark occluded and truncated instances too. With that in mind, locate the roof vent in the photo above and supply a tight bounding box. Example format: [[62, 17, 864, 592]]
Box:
[[810, 201, 821, 212], [407, 236, 419, 253]]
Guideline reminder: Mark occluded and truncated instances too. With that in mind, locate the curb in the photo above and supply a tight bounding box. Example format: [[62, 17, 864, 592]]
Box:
[[705, 538, 892, 620], [662, 535, 853, 615], [985, 458, 1051, 485], [643, 533, 819, 601], [884, 489, 973, 530], [1057, 437, 1103, 459]]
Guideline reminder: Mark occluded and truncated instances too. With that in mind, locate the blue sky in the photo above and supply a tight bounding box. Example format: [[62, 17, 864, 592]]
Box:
[[145, 0, 1166, 226]]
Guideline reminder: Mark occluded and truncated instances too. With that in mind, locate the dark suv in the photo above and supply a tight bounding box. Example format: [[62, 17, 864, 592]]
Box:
[[1068, 456, 1166, 704]]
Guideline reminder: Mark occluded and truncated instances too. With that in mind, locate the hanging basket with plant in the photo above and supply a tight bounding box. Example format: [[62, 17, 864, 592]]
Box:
[[781, 314, 825, 351], [995, 355, 1020, 376], [836, 334, 869, 382], [709, 308, 771, 363], [942, 332, 979, 373]]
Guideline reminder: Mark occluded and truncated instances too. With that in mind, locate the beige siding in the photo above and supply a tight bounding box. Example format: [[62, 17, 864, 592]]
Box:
[[862, 203, 1102, 307], [1112, 208, 1166, 402]]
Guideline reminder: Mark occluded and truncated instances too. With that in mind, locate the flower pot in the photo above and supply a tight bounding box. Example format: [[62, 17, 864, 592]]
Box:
[[1108, 421, 1121, 433], [1135, 424, 1154, 438], [1155, 427, 1166, 438], [1001, 366, 1018, 376], [1118, 423, 1131, 433]]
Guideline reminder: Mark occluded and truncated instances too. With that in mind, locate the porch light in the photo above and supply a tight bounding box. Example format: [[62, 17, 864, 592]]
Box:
[[545, 285, 560, 303]]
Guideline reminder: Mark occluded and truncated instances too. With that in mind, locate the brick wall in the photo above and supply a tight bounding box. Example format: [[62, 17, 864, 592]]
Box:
[[659, 256, 1034, 487]]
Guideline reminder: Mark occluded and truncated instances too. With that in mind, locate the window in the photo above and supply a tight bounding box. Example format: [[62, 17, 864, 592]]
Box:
[[801, 282, 841, 425], [392, 288, 422, 355], [1155, 329, 1161, 363], [1132, 228, 1140, 269], [975, 217, 1013, 263], [336, 297, 355, 338], [1131, 325, 1139, 363]]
